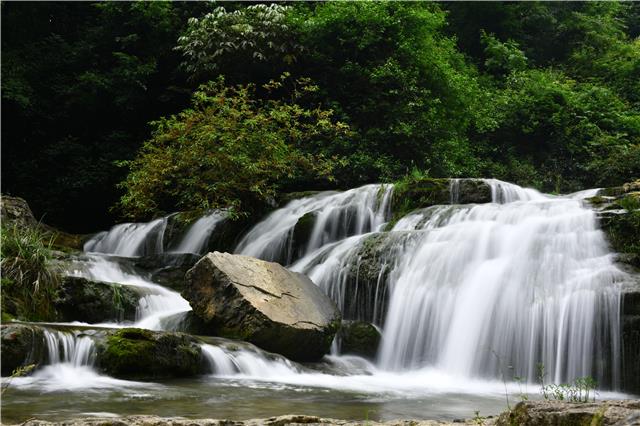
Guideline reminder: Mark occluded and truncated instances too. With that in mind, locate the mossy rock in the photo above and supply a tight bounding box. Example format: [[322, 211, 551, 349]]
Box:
[[97, 328, 204, 379], [1, 324, 46, 376], [338, 321, 381, 359], [55, 276, 139, 323], [391, 177, 450, 220]]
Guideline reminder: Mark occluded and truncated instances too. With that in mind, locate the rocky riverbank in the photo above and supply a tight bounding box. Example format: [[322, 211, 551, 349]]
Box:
[[10, 400, 640, 425]]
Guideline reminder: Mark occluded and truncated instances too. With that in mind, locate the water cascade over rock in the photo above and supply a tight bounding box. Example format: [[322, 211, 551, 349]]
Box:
[[3, 179, 637, 423]]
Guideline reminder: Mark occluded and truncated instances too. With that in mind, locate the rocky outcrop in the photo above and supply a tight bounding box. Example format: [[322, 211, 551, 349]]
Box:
[[0, 195, 87, 251], [496, 399, 640, 426], [183, 252, 341, 361], [0, 324, 46, 376], [622, 290, 640, 394], [337, 321, 381, 359], [97, 328, 204, 379], [390, 178, 492, 225], [55, 276, 139, 323], [589, 180, 640, 269]]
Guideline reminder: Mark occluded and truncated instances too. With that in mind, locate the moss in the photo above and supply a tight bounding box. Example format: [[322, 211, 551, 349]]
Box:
[[99, 328, 203, 379], [338, 321, 381, 359], [391, 177, 450, 221]]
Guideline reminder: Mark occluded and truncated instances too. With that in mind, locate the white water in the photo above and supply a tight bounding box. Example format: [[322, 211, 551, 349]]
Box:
[[12, 180, 629, 401], [69, 255, 192, 330], [84, 218, 169, 257], [171, 211, 225, 254], [235, 184, 393, 264], [378, 181, 625, 387]]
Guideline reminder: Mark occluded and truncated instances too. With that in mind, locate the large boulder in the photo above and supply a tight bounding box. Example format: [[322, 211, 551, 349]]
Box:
[[96, 328, 204, 379], [1, 324, 46, 376], [182, 252, 341, 361], [55, 276, 139, 323]]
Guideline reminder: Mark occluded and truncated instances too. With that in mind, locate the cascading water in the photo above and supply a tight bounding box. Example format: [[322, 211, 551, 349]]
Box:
[[377, 181, 625, 387], [84, 217, 169, 257], [69, 254, 191, 330], [4, 179, 633, 423], [235, 184, 393, 264], [171, 211, 226, 254]]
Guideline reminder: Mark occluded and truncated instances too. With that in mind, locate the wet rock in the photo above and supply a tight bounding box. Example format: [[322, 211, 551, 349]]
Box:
[[134, 253, 202, 290], [183, 252, 341, 361], [622, 290, 640, 394], [496, 399, 640, 426], [97, 328, 204, 379], [338, 321, 381, 359], [391, 178, 492, 223], [291, 211, 317, 259], [0, 324, 46, 376], [55, 276, 139, 323]]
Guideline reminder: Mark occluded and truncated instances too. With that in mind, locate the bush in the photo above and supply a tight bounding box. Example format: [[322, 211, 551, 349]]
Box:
[[118, 74, 350, 219], [0, 224, 61, 321]]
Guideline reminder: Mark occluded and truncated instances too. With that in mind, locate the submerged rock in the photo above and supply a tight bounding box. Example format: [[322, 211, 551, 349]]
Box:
[[1, 324, 46, 376], [97, 328, 204, 379], [337, 321, 381, 359], [55, 276, 139, 323], [183, 252, 341, 361]]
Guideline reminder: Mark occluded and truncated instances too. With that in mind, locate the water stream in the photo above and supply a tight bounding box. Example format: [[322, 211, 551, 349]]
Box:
[[2, 180, 633, 423]]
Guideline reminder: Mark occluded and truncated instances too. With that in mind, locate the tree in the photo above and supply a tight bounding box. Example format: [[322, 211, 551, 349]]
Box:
[[118, 75, 350, 219]]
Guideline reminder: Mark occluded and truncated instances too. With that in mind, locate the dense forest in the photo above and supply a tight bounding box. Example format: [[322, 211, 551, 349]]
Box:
[[2, 1, 639, 232]]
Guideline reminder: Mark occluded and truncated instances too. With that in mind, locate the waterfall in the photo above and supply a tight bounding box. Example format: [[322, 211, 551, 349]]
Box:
[[43, 329, 96, 366], [70, 255, 191, 330], [201, 343, 301, 377], [171, 211, 225, 254], [235, 184, 393, 264], [377, 181, 624, 387], [84, 217, 169, 257]]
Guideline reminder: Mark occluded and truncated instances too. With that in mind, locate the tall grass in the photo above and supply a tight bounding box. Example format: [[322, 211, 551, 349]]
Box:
[[1, 224, 61, 320]]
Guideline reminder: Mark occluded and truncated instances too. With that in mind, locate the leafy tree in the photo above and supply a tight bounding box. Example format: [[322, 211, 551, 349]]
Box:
[[118, 75, 349, 218], [175, 3, 303, 84]]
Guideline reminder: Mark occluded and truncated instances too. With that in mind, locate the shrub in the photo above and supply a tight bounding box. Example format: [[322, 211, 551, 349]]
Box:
[[0, 224, 61, 321]]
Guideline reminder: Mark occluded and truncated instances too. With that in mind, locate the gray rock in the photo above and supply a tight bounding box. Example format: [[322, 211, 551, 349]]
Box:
[[496, 399, 640, 426], [182, 252, 341, 361]]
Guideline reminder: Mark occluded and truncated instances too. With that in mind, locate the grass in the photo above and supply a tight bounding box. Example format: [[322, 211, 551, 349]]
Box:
[[1, 223, 61, 321]]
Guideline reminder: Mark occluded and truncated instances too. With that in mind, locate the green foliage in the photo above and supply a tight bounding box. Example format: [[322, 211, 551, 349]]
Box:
[[0, 224, 61, 321], [480, 31, 527, 77], [118, 74, 349, 218], [292, 1, 481, 181], [3, 1, 640, 230], [176, 4, 303, 83], [542, 377, 598, 403]]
